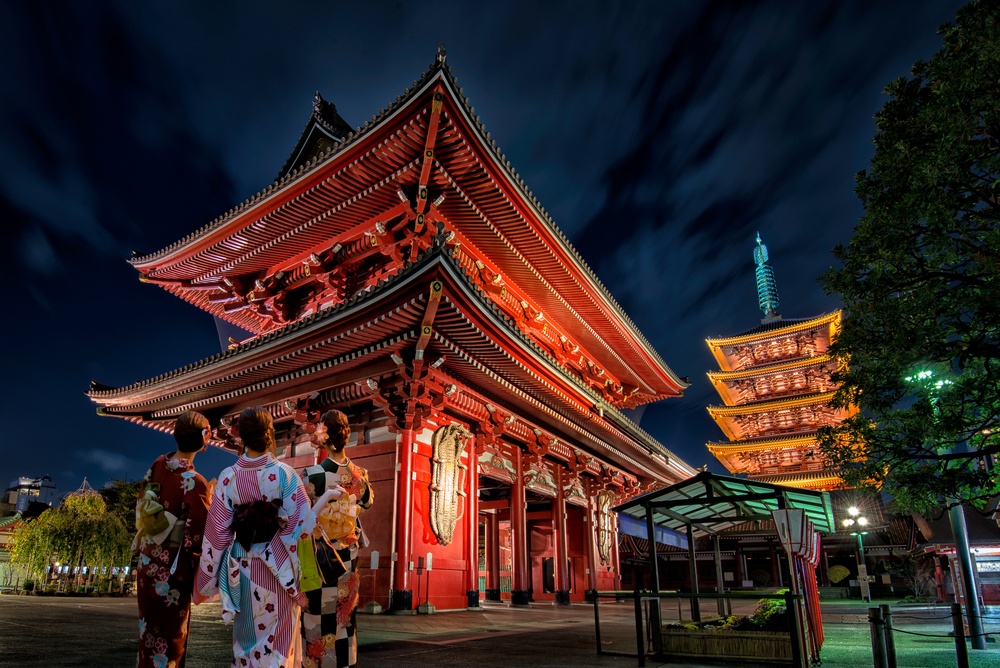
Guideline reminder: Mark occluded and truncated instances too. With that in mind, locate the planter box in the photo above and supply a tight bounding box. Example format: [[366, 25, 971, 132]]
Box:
[[661, 629, 792, 663]]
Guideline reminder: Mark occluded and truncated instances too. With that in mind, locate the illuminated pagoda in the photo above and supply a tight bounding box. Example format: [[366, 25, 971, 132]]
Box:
[[88, 49, 696, 612], [704, 235, 855, 491]]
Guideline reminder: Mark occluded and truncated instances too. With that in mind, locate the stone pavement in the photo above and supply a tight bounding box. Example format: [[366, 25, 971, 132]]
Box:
[[0, 595, 713, 667], [7, 593, 987, 667]]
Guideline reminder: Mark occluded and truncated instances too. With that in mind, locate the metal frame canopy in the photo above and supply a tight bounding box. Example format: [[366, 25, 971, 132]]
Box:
[[614, 471, 835, 538]]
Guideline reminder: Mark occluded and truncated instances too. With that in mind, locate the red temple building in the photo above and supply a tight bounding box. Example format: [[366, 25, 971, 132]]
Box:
[[89, 50, 697, 612], [704, 236, 855, 491]]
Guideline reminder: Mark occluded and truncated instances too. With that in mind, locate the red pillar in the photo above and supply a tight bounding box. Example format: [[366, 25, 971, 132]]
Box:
[[554, 466, 570, 604], [486, 512, 501, 601], [466, 450, 481, 608], [611, 505, 622, 590], [510, 446, 531, 606], [584, 479, 598, 597], [391, 428, 415, 612]]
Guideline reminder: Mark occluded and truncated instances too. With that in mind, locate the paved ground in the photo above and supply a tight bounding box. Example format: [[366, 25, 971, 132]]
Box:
[[0, 595, 710, 667], [1, 594, 998, 667]]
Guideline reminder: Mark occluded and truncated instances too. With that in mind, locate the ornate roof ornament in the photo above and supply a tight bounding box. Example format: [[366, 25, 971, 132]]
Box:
[[754, 232, 780, 322]]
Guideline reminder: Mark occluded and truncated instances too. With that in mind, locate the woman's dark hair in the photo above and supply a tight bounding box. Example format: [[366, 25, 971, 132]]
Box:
[[238, 407, 275, 455], [173, 411, 210, 454], [321, 409, 351, 452]]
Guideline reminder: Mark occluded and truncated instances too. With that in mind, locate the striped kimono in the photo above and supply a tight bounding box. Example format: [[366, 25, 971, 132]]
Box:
[[197, 453, 315, 668]]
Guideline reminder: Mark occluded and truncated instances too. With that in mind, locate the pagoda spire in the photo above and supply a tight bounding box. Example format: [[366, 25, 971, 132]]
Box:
[[753, 233, 780, 321]]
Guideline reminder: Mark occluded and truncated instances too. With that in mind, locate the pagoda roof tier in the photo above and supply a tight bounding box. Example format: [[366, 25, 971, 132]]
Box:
[[707, 391, 855, 441], [748, 469, 847, 492], [706, 433, 827, 477], [91, 245, 695, 484], [705, 311, 841, 372], [127, 57, 686, 406], [707, 354, 839, 406], [706, 433, 822, 456]]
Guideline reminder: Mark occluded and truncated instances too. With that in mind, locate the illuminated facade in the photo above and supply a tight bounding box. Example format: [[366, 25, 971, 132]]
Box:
[[705, 236, 855, 491], [89, 52, 697, 611]]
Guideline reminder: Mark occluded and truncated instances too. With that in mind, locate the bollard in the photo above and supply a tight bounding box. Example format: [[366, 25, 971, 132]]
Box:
[[951, 603, 970, 668], [868, 607, 888, 668], [878, 604, 897, 668]]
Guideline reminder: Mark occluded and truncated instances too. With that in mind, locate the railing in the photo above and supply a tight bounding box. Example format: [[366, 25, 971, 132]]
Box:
[[589, 588, 805, 668], [868, 602, 999, 668]]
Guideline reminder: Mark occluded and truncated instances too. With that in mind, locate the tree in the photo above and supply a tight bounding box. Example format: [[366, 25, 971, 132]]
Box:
[[820, 0, 1000, 513], [878, 552, 937, 601], [8, 488, 132, 590], [100, 478, 141, 533]]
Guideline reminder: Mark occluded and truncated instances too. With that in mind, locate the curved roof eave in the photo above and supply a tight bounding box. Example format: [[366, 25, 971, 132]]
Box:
[[128, 58, 687, 395]]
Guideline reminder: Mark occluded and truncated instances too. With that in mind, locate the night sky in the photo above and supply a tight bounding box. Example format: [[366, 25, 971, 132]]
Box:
[[0, 1, 966, 496]]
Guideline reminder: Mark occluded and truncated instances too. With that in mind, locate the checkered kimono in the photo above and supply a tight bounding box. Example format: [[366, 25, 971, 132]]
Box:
[[301, 458, 373, 668]]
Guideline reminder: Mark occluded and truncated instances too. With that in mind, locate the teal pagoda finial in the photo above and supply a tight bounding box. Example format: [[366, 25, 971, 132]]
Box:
[[754, 233, 780, 320]]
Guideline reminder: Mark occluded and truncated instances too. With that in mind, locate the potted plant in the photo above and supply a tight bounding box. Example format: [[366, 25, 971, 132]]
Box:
[[661, 593, 793, 662]]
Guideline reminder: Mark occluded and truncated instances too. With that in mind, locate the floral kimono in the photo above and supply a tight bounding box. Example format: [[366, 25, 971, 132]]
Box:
[[136, 454, 211, 668], [196, 453, 315, 668], [302, 457, 374, 668]]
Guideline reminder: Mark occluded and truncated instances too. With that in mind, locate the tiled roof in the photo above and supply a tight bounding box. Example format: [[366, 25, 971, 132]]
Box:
[[706, 311, 840, 345], [94, 242, 696, 481], [126, 52, 686, 397]]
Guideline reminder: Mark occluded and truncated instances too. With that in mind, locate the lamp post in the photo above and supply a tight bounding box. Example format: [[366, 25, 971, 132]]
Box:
[[904, 368, 987, 650], [842, 506, 870, 602]]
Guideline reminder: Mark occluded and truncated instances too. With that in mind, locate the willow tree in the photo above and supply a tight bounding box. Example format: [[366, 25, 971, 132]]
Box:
[[820, 0, 1000, 514], [9, 488, 131, 589]]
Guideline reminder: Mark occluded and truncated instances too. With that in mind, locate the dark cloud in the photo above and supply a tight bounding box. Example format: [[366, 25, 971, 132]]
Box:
[[0, 0, 967, 490]]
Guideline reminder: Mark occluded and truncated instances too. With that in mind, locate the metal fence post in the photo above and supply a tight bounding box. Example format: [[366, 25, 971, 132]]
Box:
[[634, 587, 645, 668], [592, 590, 602, 656], [868, 607, 888, 668], [785, 590, 803, 668], [878, 604, 897, 668], [951, 602, 970, 668]]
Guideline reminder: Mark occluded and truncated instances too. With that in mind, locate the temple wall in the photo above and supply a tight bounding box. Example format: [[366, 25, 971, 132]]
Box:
[[348, 415, 400, 612]]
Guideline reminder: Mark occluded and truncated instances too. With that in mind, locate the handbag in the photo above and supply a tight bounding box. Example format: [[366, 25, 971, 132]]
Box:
[[298, 537, 322, 592]]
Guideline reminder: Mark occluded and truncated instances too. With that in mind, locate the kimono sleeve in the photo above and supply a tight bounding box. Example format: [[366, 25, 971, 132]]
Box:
[[357, 465, 374, 511], [185, 473, 212, 567], [196, 467, 235, 598]]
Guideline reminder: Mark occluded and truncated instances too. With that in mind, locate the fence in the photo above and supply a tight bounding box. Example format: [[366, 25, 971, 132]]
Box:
[[589, 588, 806, 668], [867, 602, 999, 668]]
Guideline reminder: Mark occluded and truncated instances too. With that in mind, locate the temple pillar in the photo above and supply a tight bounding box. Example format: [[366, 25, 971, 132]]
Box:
[[769, 540, 782, 588], [583, 478, 598, 601], [610, 505, 622, 590], [735, 545, 744, 586], [510, 446, 531, 606], [485, 512, 501, 602], [553, 466, 570, 605], [466, 460, 481, 609], [390, 428, 416, 613]]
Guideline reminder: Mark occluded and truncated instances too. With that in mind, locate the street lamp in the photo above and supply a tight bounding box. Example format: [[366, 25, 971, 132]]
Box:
[[904, 368, 987, 650], [842, 506, 870, 602]]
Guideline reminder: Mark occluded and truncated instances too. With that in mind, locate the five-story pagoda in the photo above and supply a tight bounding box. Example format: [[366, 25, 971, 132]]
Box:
[[704, 235, 854, 491]]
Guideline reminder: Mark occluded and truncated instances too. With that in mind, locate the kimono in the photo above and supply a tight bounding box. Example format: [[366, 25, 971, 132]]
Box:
[[196, 453, 316, 668], [301, 457, 374, 668], [136, 454, 211, 668]]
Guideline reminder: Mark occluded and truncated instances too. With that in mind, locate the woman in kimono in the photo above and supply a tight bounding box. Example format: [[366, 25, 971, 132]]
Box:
[[136, 410, 213, 668], [301, 409, 374, 668], [196, 407, 316, 668]]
